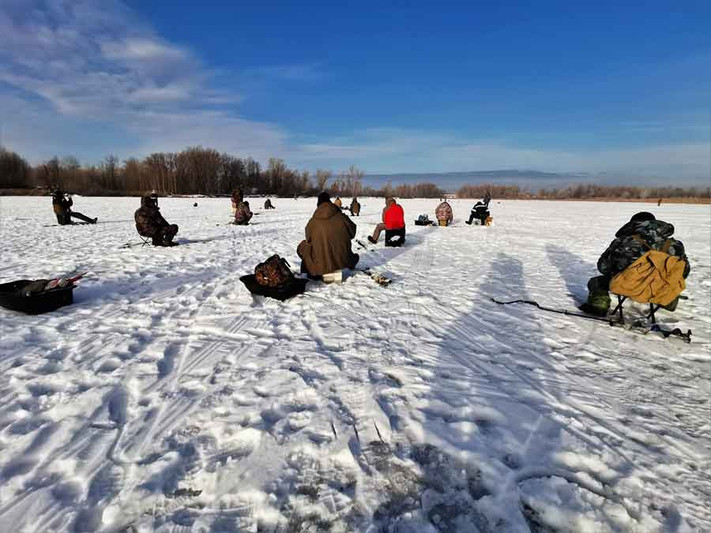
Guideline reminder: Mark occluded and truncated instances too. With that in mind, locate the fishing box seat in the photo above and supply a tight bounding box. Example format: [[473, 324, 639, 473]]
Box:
[[385, 228, 406, 247]]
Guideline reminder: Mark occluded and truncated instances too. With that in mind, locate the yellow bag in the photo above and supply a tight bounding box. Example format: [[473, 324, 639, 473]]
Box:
[[609, 247, 686, 306]]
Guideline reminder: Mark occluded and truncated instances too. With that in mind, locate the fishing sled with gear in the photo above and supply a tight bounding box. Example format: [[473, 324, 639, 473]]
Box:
[[0, 273, 86, 314], [493, 231, 694, 342]]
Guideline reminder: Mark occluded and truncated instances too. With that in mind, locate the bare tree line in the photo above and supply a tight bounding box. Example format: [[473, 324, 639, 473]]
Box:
[[0, 146, 447, 198], [3, 146, 705, 200]]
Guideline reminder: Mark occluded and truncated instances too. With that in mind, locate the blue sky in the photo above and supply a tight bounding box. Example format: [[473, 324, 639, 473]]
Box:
[[0, 0, 709, 183]]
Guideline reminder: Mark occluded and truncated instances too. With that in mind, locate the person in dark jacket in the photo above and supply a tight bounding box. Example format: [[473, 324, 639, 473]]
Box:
[[135, 195, 178, 246], [297, 192, 359, 277], [52, 190, 97, 225], [582, 212, 690, 315], [466, 191, 491, 225], [350, 197, 361, 216], [264, 198, 275, 210], [368, 197, 405, 243]]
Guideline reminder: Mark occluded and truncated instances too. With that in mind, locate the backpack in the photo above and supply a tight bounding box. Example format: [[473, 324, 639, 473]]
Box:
[[609, 236, 687, 306], [255, 255, 294, 288]]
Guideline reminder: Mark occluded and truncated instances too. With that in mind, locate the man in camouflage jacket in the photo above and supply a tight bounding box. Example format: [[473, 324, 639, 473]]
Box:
[[233, 200, 253, 225], [584, 212, 690, 315], [135, 195, 179, 246]]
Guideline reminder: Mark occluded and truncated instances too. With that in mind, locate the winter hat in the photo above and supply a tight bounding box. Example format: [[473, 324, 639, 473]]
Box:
[[317, 192, 331, 205], [630, 212, 656, 223]]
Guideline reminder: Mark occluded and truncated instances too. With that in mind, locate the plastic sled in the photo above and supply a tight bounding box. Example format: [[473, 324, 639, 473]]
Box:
[[0, 280, 75, 314], [240, 275, 308, 301]]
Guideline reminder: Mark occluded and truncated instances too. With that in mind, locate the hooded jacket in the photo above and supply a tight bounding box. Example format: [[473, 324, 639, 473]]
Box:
[[435, 201, 453, 224], [234, 201, 253, 224], [598, 218, 690, 278], [135, 196, 169, 237], [298, 201, 358, 276]]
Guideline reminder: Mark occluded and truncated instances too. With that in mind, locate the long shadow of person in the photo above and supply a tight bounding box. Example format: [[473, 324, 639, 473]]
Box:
[[360, 254, 567, 531], [363, 253, 639, 531], [545, 243, 597, 304]]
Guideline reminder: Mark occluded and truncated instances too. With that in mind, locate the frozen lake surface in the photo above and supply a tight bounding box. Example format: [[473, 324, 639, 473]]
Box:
[[0, 196, 709, 532]]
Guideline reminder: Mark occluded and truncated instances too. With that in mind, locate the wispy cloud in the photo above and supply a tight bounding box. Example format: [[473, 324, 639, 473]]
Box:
[[0, 0, 283, 161]]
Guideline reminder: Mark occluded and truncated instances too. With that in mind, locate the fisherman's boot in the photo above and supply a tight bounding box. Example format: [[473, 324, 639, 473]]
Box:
[[579, 276, 611, 317]]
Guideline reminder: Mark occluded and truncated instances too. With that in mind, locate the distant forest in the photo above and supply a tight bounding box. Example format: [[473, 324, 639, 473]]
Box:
[[1, 146, 708, 201], [0, 146, 444, 199]]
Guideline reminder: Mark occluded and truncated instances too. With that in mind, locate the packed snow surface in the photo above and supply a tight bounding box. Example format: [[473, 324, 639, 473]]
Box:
[[0, 196, 709, 533]]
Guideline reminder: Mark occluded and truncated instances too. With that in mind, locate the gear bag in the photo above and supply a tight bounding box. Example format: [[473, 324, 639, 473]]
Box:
[[609, 236, 686, 306], [254, 255, 294, 288]]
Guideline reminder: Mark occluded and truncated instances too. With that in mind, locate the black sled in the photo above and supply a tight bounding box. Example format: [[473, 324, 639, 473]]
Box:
[[0, 280, 75, 314]]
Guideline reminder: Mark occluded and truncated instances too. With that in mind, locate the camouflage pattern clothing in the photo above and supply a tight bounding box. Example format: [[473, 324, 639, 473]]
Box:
[[435, 201, 453, 225], [597, 218, 689, 279], [234, 201, 253, 225], [135, 196, 178, 245], [585, 216, 690, 315]]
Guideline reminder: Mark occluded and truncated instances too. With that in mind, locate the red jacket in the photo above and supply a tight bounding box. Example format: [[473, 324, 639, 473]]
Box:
[[383, 203, 405, 229]]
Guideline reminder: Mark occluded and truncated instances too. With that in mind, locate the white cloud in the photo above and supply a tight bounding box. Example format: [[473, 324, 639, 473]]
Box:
[[0, 0, 280, 160], [101, 38, 189, 62]]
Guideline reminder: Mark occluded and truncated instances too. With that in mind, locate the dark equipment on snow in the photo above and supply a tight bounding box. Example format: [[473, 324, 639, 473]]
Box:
[[491, 297, 691, 343], [255, 255, 294, 288], [0, 278, 77, 314], [241, 255, 308, 301], [414, 214, 434, 226], [239, 275, 308, 301], [385, 228, 406, 247]]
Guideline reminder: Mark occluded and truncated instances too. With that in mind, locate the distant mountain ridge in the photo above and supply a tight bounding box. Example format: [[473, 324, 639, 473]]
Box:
[[363, 169, 697, 192]]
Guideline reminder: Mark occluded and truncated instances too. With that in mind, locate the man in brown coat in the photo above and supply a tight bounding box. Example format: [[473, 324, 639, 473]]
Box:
[[297, 192, 359, 277]]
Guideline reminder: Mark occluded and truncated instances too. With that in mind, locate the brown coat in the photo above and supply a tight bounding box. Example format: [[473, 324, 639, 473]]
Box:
[[298, 202, 358, 276]]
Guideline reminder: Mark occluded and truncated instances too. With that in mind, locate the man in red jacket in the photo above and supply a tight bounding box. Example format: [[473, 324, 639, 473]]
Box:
[[368, 197, 405, 244]]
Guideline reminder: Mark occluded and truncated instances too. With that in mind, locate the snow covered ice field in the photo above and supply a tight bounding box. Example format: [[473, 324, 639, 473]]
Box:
[[0, 196, 709, 533]]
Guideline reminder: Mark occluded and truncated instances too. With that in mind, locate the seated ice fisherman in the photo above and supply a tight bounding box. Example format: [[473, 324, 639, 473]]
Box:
[[350, 197, 361, 216], [368, 197, 405, 245], [435, 200, 453, 226], [134, 195, 178, 246], [297, 192, 359, 278], [234, 200, 253, 225], [466, 191, 491, 225], [52, 190, 97, 225], [582, 211, 690, 316]]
